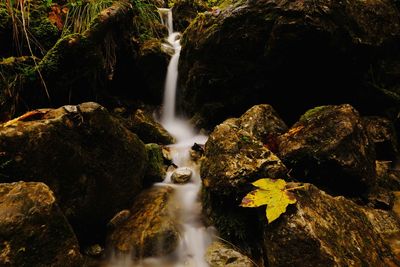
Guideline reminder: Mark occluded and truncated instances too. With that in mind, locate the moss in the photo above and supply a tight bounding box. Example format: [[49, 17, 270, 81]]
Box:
[[0, 4, 11, 30], [36, 33, 103, 92], [139, 38, 163, 56], [144, 143, 166, 186], [0, 56, 37, 119], [299, 106, 329, 122], [31, 18, 60, 51]]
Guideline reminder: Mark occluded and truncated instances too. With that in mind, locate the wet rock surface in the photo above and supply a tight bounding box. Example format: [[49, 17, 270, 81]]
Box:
[[136, 39, 170, 104], [179, 0, 400, 128], [202, 117, 287, 192], [0, 102, 148, 245], [107, 186, 179, 258], [125, 109, 175, 145], [364, 116, 399, 161], [171, 0, 208, 32], [264, 184, 400, 267], [278, 104, 376, 197], [171, 167, 193, 184], [144, 143, 167, 186], [0, 182, 83, 267], [201, 105, 287, 255], [205, 241, 254, 267]]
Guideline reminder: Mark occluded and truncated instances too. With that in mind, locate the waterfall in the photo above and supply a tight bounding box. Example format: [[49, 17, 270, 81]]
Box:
[[108, 9, 213, 267], [157, 8, 213, 267]]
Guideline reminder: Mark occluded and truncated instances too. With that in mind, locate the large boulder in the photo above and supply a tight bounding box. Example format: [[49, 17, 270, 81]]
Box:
[[278, 104, 376, 197], [202, 117, 287, 193], [201, 105, 287, 255], [0, 102, 148, 245], [0, 182, 83, 266], [179, 0, 400, 128], [263, 184, 400, 266], [107, 185, 179, 258]]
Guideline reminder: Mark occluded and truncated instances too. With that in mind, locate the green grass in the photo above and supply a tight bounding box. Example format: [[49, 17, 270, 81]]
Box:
[[62, 0, 114, 36]]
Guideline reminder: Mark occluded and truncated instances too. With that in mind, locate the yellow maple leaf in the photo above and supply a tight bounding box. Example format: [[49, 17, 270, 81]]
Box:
[[240, 178, 297, 223]]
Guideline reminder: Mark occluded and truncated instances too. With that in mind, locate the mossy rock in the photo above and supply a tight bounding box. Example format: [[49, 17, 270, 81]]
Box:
[[144, 143, 167, 186], [278, 104, 376, 197], [170, 0, 209, 32], [179, 0, 400, 129], [0, 102, 148, 246]]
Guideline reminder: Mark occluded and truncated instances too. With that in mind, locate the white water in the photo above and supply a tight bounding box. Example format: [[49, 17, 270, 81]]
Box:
[[157, 8, 213, 267], [108, 8, 213, 267]]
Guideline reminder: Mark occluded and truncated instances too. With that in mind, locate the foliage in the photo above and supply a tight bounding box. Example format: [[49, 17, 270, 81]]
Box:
[[62, 0, 113, 36], [131, 0, 162, 42], [0, 56, 37, 120], [240, 178, 300, 223]]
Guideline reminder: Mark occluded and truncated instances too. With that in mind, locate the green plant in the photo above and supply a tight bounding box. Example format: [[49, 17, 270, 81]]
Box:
[[62, 0, 113, 35], [131, 0, 162, 41], [4, 0, 50, 100]]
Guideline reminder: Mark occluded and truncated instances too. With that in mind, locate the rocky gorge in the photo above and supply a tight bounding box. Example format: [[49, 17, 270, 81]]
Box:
[[0, 0, 400, 266]]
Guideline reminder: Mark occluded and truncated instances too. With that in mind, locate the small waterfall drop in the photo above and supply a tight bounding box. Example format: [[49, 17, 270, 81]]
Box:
[[108, 8, 213, 267], [157, 8, 213, 267]]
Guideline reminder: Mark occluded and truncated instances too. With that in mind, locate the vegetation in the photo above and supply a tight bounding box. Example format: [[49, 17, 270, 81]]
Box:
[[62, 0, 114, 36]]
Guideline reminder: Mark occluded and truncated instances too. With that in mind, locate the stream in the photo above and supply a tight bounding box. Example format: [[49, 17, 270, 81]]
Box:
[[108, 8, 214, 267]]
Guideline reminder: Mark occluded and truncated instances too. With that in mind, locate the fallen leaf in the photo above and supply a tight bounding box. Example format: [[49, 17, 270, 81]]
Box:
[[240, 178, 297, 223]]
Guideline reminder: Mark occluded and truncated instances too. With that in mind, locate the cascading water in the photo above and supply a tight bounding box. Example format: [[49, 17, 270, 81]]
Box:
[[108, 8, 214, 267], [157, 8, 214, 267]]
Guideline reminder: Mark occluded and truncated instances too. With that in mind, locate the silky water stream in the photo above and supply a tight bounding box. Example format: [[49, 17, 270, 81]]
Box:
[[108, 8, 214, 267]]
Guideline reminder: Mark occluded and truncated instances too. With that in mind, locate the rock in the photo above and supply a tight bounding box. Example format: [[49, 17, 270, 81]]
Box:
[[84, 244, 104, 258], [171, 167, 193, 184], [171, 0, 208, 32], [393, 191, 400, 219], [107, 210, 131, 230], [368, 161, 400, 209], [236, 104, 288, 152], [136, 39, 170, 104], [202, 117, 287, 192], [144, 143, 167, 186], [205, 241, 255, 267], [179, 0, 400, 129], [107, 186, 179, 258], [126, 109, 175, 145], [190, 142, 204, 161], [363, 208, 400, 261], [375, 161, 400, 191], [0, 182, 83, 266], [263, 184, 400, 266], [201, 108, 287, 255], [278, 104, 376, 197], [363, 116, 399, 161], [0, 102, 148, 245]]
